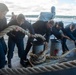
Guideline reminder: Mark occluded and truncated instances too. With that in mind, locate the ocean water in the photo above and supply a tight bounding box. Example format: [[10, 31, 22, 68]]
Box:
[[54, 17, 76, 27], [6, 15, 76, 26]]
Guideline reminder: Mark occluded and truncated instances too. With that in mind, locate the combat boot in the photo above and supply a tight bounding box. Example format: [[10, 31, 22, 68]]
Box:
[[8, 59, 12, 68]]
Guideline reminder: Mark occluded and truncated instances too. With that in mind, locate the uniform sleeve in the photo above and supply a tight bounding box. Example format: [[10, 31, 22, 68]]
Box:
[[24, 21, 35, 35], [28, 23, 35, 35], [7, 20, 17, 37], [66, 32, 76, 41], [64, 28, 76, 41], [0, 18, 8, 32], [52, 27, 62, 39], [8, 20, 16, 26], [24, 22, 35, 42], [45, 29, 52, 42]]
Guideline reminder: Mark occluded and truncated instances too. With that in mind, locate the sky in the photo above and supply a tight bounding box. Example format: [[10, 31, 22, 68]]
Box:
[[0, 0, 76, 16]]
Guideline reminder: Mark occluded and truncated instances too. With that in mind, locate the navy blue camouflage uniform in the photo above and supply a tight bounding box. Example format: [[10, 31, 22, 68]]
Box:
[[52, 23, 76, 53], [23, 20, 52, 60], [62, 25, 76, 47], [7, 20, 34, 61], [52, 24, 69, 53], [0, 18, 7, 68]]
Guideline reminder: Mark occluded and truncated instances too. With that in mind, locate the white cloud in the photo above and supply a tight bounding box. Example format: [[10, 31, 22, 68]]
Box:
[[0, 0, 76, 15]]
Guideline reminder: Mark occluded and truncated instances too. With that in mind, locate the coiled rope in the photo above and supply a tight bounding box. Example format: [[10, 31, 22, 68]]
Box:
[[29, 43, 49, 65], [29, 50, 47, 65], [28, 48, 76, 66]]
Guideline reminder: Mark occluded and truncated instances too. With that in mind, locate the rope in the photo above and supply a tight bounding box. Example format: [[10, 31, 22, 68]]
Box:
[[0, 25, 45, 40], [29, 48, 76, 66], [30, 54, 46, 65], [0, 59, 76, 75], [29, 43, 48, 65]]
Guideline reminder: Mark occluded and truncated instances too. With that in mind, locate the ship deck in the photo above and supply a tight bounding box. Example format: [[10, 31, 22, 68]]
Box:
[[4, 35, 76, 69]]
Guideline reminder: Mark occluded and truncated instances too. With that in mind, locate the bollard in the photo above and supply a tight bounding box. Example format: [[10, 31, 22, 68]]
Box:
[[50, 39, 62, 56], [32, 41, 44, 54], [30, 41, 46, 64]]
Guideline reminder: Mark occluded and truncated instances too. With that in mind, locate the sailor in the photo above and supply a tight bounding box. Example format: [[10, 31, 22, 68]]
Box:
[[38, 6, 56, 21], [0, 3, 9, 69], [10, 12, 17, 21], [22, 20, 54, 67], [52, 21, 76, 54], [62, 23, 76, 49], [7, 14, 34, 68], [52, 22, 70, 54], [72, 28, 76, 47]]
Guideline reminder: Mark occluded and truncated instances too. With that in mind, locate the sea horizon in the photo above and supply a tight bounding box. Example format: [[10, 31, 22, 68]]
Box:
[[6, 14, 76, 26]]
